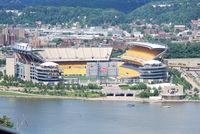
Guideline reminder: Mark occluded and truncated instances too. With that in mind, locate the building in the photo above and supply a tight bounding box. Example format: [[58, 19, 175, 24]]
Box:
[[119, 42, 168, 83], [191, 19, 200, 30], [1, 27, 16, 46], [192, 31, 200, 41], [140, 60, 168, 83], [86, 62, 118, 79], [15, 61, 61, 84], [132, 31, 144, 39], [11, 43, 114, 84], [174, 25, 186, 32], [30, 37, 42, 48], [31, 62, 61, 84], [14, 28, 25, 39], [9, 42, 168, 84], [160, 84, 185, 100], [16, 63, 31, 81], [191, 19, 200, 42], [0, 33, 5, 46], [6, 57, 15, 77]]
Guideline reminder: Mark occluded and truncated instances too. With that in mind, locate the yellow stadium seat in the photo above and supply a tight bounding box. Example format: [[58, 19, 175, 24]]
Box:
[[58, 63, 87, 75], [62, 68, 86, 75], [117, 62, 124, 67], [121, 46, 163, 65], [118, 67, 140, 78]]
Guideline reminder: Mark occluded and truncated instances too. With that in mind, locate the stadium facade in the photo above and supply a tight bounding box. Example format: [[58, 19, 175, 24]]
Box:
[[140, 60, 168, 83], [6, 42, 168, 84]]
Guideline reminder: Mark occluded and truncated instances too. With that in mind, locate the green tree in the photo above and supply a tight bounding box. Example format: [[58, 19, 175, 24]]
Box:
[[0, 116, 14, 128], [170, 69, 192, 90]]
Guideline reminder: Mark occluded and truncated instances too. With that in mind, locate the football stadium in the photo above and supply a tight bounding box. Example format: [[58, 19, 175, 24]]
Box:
[[7, 42, 168, 84], [119, 42, 168, 83]]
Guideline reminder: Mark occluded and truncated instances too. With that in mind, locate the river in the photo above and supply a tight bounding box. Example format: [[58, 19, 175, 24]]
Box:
[[0, 97, 200, 134]]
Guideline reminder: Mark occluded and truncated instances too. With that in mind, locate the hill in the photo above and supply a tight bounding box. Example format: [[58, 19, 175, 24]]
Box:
[[128, 0, 200, 24], [0, 0, 200, 25], [0, 0, 152, 13], [0, 6, 126, 26]]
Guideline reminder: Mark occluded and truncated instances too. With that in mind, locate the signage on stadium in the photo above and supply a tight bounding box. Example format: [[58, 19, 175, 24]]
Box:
[[100, 67, 107, 73]]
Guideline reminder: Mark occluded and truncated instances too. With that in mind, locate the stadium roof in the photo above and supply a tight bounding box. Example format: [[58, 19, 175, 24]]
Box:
[[127, 42, 167, 49], [144, 60, 162, 65], [13, 43, 37, 52], [40, 62, 58, 67], [17, 43, 28, 47], [38, 47, 113, 62]]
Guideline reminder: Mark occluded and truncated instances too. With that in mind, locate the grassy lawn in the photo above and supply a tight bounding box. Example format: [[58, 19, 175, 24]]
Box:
[[0, 90, 104, 98], [119, 84, 130, 90], [85, 92, 104, 98], [187, 95, 200, 100], [64, 76, 97, 81], [79, 76, 97, 81], [0, 91, 34, 97]]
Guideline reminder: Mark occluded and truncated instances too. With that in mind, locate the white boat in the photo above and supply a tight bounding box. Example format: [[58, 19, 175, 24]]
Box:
[[162, 106, 171, 108]]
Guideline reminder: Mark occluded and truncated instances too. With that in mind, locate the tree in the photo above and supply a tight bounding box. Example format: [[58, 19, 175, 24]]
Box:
[[165, 42, 200, 59], [0, 71, 3, 80], [130, 83, 147, 90], [170, 68, 192, 90], [152, 88, 159, 96], [121, 24, 131, 33], [0, 116, 14, 128]]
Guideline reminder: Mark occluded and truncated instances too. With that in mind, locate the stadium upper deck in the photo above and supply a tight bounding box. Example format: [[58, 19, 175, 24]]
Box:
[[12, 43, 113, 63], [38, 47, 113, 62], [127, 42, 167, 49], [121, 42, 167, 66]]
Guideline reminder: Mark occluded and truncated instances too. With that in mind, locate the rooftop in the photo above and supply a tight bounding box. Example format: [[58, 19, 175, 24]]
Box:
[[144, 60, 162, 65], [13, 43, 37, 52], [40, 62, 58, 67], [127, 42, 167, 49], [17, 43, 28, 47]]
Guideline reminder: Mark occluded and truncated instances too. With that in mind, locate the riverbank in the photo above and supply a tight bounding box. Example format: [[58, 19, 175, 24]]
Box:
[[1, 91, 200, 103]]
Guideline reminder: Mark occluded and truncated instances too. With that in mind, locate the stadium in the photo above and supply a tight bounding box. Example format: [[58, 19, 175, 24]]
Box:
[[119, 42, 168, 83], [8, 42, 168, 84]]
